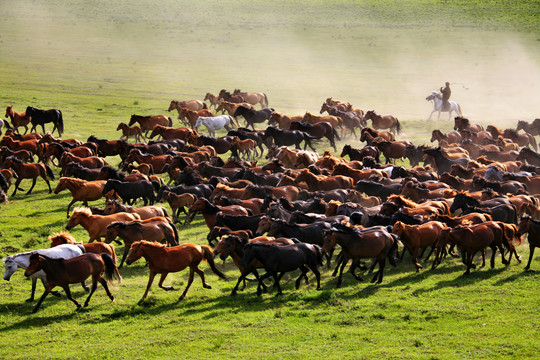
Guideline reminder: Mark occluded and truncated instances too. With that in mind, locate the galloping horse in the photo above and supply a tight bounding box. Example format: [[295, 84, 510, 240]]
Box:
[[204, 93, 221, 110], [364, 110, 401, 134], [125, 240, 227, 303], [5, 106, 31, 134], [65, 207, 141, 242], [54, 177, 108, 217], [24, 252, 118, 313], [168, 99, 207, 113], [232, 89, 269, 108], [3, 156, 54, 196], [426, 92, 463, 121], [178, 108, 214, 128], [128, 114, 172, 136], [194, 115, 234, 137], [25, 106, 64, 136], [116, 122, 144, 142]]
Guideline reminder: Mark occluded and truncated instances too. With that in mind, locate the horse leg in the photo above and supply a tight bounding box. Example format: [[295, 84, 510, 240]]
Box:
[[331, 251, 343, 276], [11, 178, 22, 196], [411, 248, 422, 272], [373, 258, 386, 284], [118, 247, 130, 268], [336, 255, 349, 288], [308, 264, 321, 290], [295, 266, 309, 289], [82, 278, 100, 307], [158, 273, 173, 291], [139, 271, 157, 304], [179, 268, 195, 300], [525, 244, 536, 271], [194, 266, 212, 289], [26, 278, 38, 302], [32, 288, 52, 313], [26, 178, 38, 195]]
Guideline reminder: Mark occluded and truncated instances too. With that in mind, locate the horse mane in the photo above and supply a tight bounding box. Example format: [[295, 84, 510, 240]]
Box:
[[503, 128, 519, 137], [49, 231, 78, 244], [387, 194, 418, 208], [137, 240, 166, 248], [72, 206, 93, 216]]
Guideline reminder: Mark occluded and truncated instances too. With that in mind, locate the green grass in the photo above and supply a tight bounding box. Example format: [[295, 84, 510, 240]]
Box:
[[1, 1, 540, 359]]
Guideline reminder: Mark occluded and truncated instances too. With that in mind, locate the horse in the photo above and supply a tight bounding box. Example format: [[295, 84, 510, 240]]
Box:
[[24, 252, 118, 313], [454, 117, 483, 133], [0, 136, 41, 155], [48, 231, 121, 281], [3, 244, 85, 302], [233, 106, 274, 130], [103, 198, 169, 220], [232, 89, 269, 108], [65, 207, 142, 242], [216, 101, 254, 119], [168, 99, 207, 113], [268, 112, 303, 130], [194, 115, 234, 137], [54, 177, 108, 217], [302, 112, 342, 130], [42, 143, 95, 167], [218, 89, 246, 104], [204, 93, 221, 110], [207, 227, 253, 247], [126, 240, 227, 303], [0, 118, 12, 136], [231, 137, 257, 160], [105, 218, 179, 268], [5, 106, 31, 134], [516, 147, 540, 167], [423, 147, 469, 175], [294, 169, 354, 192], [391, 221, 446, 271], [2, 156, 54, 196], [25, 106, 64, 136], [364, 110, 401, 134], [178, 108, 215, 128], [102, 179, 157, 205], [430, 129, 462, 145], [239, 242, 322, 296], [503, 128, 537, 151], [187, 197, 250, 228], [59, 152, 106, 176], [426, 92, 463, 120], [516, 119, 540, 137], [516, 216, 540, 271], [322, 225, 398, 285], [263, 126, 317, 151], [116, 122, 144, 142], [123, 149, 172, 174], [290, 121, 340, 151], [319, 103, 364, 138], [128, 114, 172, 136]]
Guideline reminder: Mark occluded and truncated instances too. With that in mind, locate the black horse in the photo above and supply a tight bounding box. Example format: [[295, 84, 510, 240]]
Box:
[[64, 162, 101, 181], [233, 106, 274, 130], [341, 144, 380, 163], [157, 184, 214, 200], [355, 180, 401, 201], [26, 106, 64, 136], [242, 242, 322, 296], [449, 192, 511, 214], [213, 213, 266, 234], [423, 147, 469, 175], [262, 126, 317, 151], [102, 179, 158, 205], [289, 121, 340, 151]]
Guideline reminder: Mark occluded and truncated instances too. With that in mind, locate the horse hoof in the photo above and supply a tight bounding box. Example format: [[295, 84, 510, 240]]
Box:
[[178, 295, 185, 301], [31, 308, 39, 314], [25, 298, 34, 303], [203, 284, 212, 289]]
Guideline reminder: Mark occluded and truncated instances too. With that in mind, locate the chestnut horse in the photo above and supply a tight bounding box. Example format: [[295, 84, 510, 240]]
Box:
[[128, 114, 172, 136], [168, 99, 207, 113], [125, 240, 227, 303], [24, 252, 118, 313], [294, 169, 353, 192], [453, 117, 483, 134], [5, 106, 31, 134], [517, 216, 540, 271], [364, 110, 401, 134], [54, 177, 108, 217], [178, 108, 215, 128], [233, 89, 269, 108], [187, 197, 250, 229], [3, 156, 54, 196], [65, 207, 141, 242], [116, 122, 144, 142]]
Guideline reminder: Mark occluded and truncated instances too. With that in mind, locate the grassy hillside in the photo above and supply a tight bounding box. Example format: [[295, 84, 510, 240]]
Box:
[[0, 1, 539, 359]]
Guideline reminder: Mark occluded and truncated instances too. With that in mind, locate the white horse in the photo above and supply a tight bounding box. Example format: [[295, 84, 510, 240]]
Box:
[[3, 244, 85, 302], [426, 92, 463, 120], [194, 115, 233, 137]]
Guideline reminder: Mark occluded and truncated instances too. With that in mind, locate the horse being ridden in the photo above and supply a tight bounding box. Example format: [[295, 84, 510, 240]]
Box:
[[426, 92, 463, 121]]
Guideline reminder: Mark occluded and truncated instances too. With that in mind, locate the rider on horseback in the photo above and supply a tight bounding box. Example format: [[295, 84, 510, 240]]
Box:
[[440, 82, 451, 111]]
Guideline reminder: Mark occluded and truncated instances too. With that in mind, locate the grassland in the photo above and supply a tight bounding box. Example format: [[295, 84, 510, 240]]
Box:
[[1, 1, 539, 359]]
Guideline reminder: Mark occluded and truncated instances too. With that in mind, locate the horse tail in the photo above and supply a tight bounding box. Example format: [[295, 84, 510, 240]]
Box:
[[45, 164, 55, 180], [106, 243, 122, 282], [333, 126, 341, 141], [202, 103, 208, 109], [169, 219, 180, 245], [314, 244, 324, 266], [201, 245, 228, 279], [395, 119, 401, 134], [161, 206, 170, 219], [168, 117, 173, 127], [457, 103, 463, 117], [101, 253, 120, 282], [57, 110, 64, 136], [263, 93, 269, 107], [388, 233, 400, 267]]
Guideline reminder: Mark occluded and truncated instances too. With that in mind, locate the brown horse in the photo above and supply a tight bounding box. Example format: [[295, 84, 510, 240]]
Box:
[[216, 100, 254, 118], [324, 97, 353, 112], [453, 117, 483, 133], [364, 110, 401, 134], [206, 226, 253, 246], [322, 225, 398, 285], [48, 231, 121, 281], [392, 221, 446, 272], [168, 99, 206, 113], [331, 163, 388, 183], [5, 106, 31, 134], [103, 198, 169, 220], [0, 136, 41, 155], [159, 190, 196, 222], [204, 93, 221, 110], [60, 152, 107, 176], [302, 112, 342, 129], [268, 112, 303, 130], [124, 149, 173, 174], [375, 140, 410, 164], [116, 122, 144, 142], [24, 252, 118, 313], [148, 125, 195, 141], [128, 114, 172, 136], [54, 177, 108, 217], [188, 198, 250, 229], [231, 137, 257, 160], [65, 207, 141, 242], [178, 108, 215, 128], [3, 156, 54, 196], [294, 169, 353, 192], [233, 89, 269, 108], [430, 129, 462, 145], [125, 240, 227, 303], [503, 128, 537, 151], [105, 218, 179, 268]]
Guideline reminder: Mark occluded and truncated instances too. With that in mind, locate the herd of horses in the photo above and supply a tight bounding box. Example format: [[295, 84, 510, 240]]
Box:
[[2, 93, 540, 313]]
